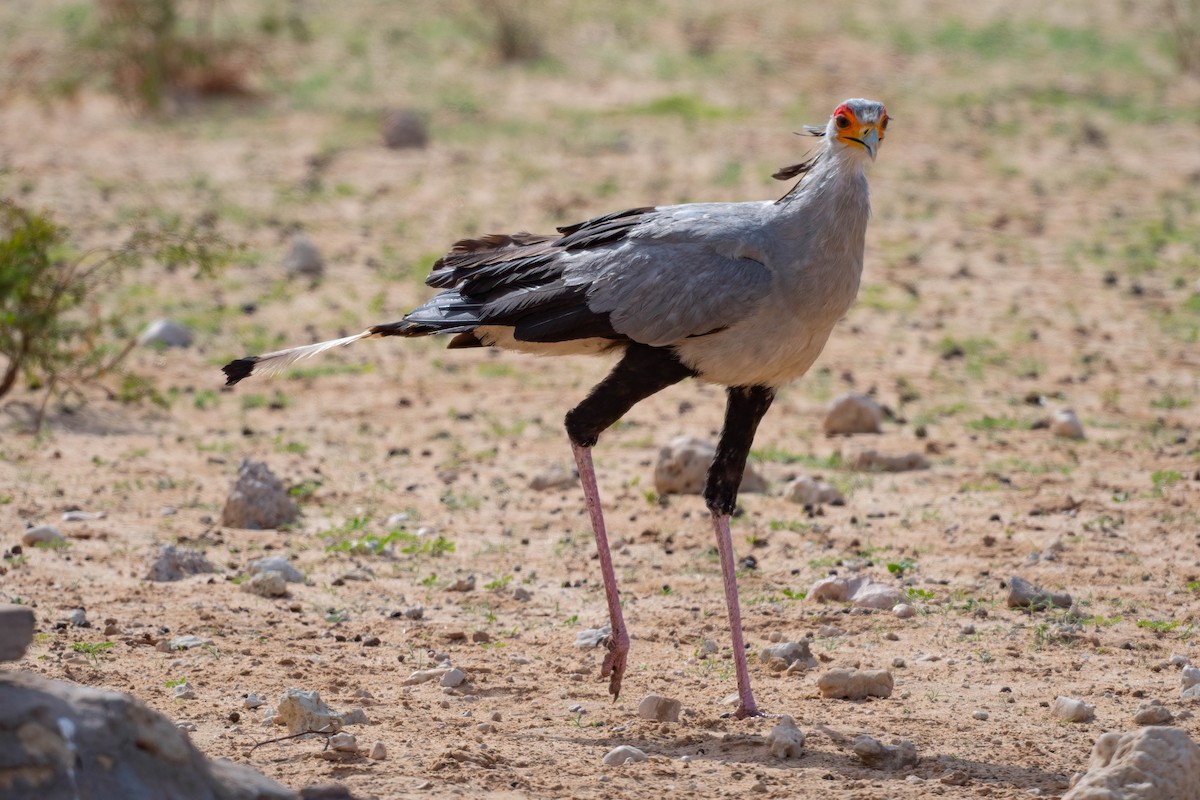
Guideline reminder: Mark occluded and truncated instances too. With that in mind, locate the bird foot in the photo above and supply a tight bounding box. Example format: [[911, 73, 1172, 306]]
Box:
[[600, 633, 629, 700], [734, 704, 766, 720]]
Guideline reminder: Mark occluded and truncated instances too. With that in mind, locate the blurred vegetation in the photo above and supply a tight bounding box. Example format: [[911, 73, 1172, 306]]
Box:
[[0, 197, 235, 429]]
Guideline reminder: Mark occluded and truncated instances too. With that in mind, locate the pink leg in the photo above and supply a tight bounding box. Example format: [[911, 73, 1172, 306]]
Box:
[[711, 511, 759, 718], [572, 442, 629, 700]]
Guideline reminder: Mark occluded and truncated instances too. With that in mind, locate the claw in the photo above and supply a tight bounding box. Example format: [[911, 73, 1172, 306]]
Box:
[[600, 633, 629, 699]]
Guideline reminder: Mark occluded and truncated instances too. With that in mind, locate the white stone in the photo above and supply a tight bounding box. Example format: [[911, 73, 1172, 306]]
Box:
[[369, 740, 387, 760], [328, 732, 357, 752], [440, 668, 467, 688], [817, 668, 894, 700], [1064, 727, 1200, 800], [783, 476, 844, 506], [759, 641, 815, 669], [282, 234, 324, 278], [276, 688, 339, 735], [766, 715, 805, 759], [893, 603, 917, 619], [247, 557, 304, 583], [1050, 408, 1085, 440], [20, 525, 64, 547], [1133, 701, 1172, 726], [653, 436, 767, 496], [138, 319, 193, 349], [637, 694, 681, 723], [241, 571, 288, 598], [402, 667, 451, 686], [602, 745, 648, 766], [1052, 696, 1095, 723], [823, 393, 883, 435]]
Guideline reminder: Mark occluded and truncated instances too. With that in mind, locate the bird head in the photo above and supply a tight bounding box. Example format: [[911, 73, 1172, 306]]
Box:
[[825, 98, 888, 161]]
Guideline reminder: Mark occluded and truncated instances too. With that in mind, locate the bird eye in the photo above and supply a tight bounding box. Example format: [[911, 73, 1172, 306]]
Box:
[[835, 115, 851, 129]]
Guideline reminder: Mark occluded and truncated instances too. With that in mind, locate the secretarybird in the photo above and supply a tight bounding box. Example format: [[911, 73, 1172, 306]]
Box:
[[224, 98, 888, 718]]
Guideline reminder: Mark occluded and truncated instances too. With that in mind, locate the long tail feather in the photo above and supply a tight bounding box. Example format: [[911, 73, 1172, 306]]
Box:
[[222, 330, 377, 386]]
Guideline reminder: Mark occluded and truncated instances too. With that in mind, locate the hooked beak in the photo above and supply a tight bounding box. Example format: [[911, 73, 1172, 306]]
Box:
[[845, 127, 880, 160]]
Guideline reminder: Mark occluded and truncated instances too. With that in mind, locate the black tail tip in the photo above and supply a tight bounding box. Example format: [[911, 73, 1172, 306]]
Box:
[[222, 357, 259, 386]]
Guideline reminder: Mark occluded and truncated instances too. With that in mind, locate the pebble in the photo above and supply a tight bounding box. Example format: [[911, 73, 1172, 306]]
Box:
[[654, 436, 767, 495], [759, 641, 816, 669], [818, 668, 894, 700], [476, 722, 496, 734], [768, 631, 782, 643], [575, 626, 610, 649], [817, 625, 845, 638], [852, 582, 905, 610], [145, 544, 216, 582], [21, 525, 64, 547], [446, 575, 476, 592], [277, 689, 341, 735], [245, 693, 266, 709], [0, 605, 36, 662], [852, 734, 918, 770], [403, 667, 451, 686], [1051, 696, 1095, 723], [61, 510, 105, 522], [327, 732, 358, 753], [783, 476, 844, 506], [1132, 700, 1172, 725], [402, 605, 425, 620], [440, 668, 467, 688], [381, 108, 428, 149], [369, 740, 387, 760], [893, 604, 916, 619], [167, 635, 212, 651], [137, 319, 194, 348], [1050, 408, 1085, 440], [698, 639, 719, 657], [339, 708, 370, 725], [809, 574, 903, 609], [68, 608, 87, 626], [972, 710, 989, 721], [512, 587, 533, 602], [247, 556, 304, 583], [1006, 575, 1072, 610], [528, 464, 577, 491], [176, 721, 197, 732], [823, 393, 883, 435], [221, 459, 298, 530], [172, 682, 196, 700], [766, 715, 805, 759], [960, 623, 976, 635], [1169, 654, 1189, 668], [241, 571, 288, 598], [602, 745, 648, 766], [282, 234, 324, 279], [637, 694, 681, 723], [848, 449, 930, 472], [1182, 665, 1200, 693]]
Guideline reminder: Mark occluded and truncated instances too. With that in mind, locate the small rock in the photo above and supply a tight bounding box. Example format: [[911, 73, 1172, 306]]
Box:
[[446, 575, 475, 592], [940, 769, 970, 786], [893, 604, 916, 619], [1182, 665, 1200, 693], [1169, 654, 1189, 668], [68, 608, 87, 626], [783, 476, 845, 506], [512, 587, 533, 602], [475, 722, 496, 734], [0, 604, 36, 661], [852, 734, 918, 770], [852, 582, 904, 611], [145, 544, 215, 582], [369, 740, 387, 760], [528, 464, 577, 491], [654, 436, 767, 496], [602, 745, 648, 766], [247, 557, 304, 583], [277, 689, 341, 735], [221, 459, 298, 530], [1052, 696, 1095, 723], [972, 710, 989, 721], [339, 708, 370, 726], [575, 626, 610, 649], [766, 715, 805, 759], [1063, 726, 1200, 800], [768, 631, 782, 643], [283, 234, 324, 279], [245, 693, 267, 709], [1050, 408, 1085, 440], [168, 635, 213, 651], [1006, 575, 1072, 610], [1133, 701, 1173, 726], [328, 732, 358, 753], [698, 640, 719, 657], [381, 109, 429, 149], [848, 449, 930, 472], [403, 605, 424, 620], [759, 641, 816, 670], [823, 393, 883, 435], [138, 319, 193, 349], [172, 682, 196, 700], [241, 571, 288, 598], [818, 668, 894, 700], [440, 668, 467, 688], [21, 525, 64, 547], [809, 574, 902, 610], [637, 694, 681, 723], [61, 510, 105, 522], [403, 668, 451, 686], [817, 625, 845, 638]]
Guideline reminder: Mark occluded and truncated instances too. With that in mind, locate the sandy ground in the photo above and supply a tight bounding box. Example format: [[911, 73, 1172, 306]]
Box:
[[3, 2, 1200, 798]]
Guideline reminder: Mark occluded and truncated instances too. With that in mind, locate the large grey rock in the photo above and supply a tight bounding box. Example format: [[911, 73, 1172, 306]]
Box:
[[145, 544, 215, 582], [282, 234, 324, 279], [221, 460, 298, 530], [823, 393, 883, 435], [1064, 727, 1200, 800], [0, 605, 35, 661], [0, 670, 295, 799], [653, 436, 767, 496], [138, 319, 194, 349]]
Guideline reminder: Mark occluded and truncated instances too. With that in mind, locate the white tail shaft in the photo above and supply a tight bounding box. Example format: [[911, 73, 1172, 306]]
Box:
[[223, 330, 378, 385]]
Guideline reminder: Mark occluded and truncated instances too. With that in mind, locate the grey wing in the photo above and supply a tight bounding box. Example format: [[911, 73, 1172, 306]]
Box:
[[576, 240, 774, 347]]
